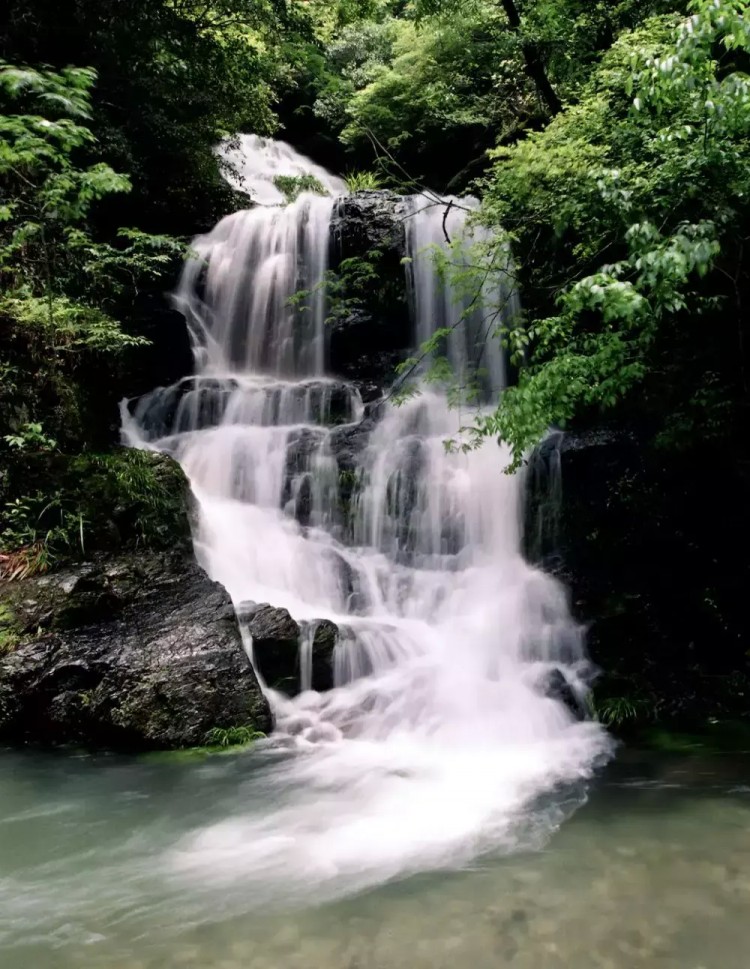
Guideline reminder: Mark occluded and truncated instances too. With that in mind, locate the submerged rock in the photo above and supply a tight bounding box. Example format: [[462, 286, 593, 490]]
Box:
[[0, 553, 272, 749]]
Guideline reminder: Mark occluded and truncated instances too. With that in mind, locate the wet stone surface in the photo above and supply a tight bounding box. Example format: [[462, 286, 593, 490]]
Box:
[[0, 553, 271, 748]]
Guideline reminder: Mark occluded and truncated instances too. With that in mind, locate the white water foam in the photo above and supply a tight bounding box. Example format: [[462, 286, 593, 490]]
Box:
[[123, 137, 612, 901]]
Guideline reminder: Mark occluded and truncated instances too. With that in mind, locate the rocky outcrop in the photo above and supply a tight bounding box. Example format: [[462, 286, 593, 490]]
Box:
[[239, 601, 340, 696], [329, 192, 412, 395], [128, 376, 359, 442], [239, 603, 301, 693], [0, 552, 272, 748], [333, 191, 408, 257], [525, 427, 750, 727]]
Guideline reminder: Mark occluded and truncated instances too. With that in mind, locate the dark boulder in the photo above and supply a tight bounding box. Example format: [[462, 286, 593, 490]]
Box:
[[525, 425, 750, 727], [332, 190, 408, 257], [539, 667, 584, 720], [308, 619, 339, 692], [238, 602, 341, 696], [239, 602, 301, 693], [0, 553, 272, 749], [127, 376, 239, 440]]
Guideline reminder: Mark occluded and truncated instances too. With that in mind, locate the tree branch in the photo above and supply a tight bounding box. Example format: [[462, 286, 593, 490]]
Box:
[[498, 0, 562, 117]]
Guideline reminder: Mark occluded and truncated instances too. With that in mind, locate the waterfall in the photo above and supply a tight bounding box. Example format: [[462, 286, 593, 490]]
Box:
[[175, 193, 338, 375], [122, 139, 611, 899], [218, 133, 346, 205], [405, 195, 517, 397]]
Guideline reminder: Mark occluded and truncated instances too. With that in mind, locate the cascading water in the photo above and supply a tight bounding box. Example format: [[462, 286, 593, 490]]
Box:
[[219, 133, 347, 206], [405, 195, 517, 395], [122, 139, 611, 903]]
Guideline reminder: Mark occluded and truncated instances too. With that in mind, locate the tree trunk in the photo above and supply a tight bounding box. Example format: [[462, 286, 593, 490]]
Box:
[[499, 0, 562, 117]]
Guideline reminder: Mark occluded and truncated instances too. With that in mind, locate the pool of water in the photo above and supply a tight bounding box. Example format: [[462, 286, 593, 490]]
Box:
[[1, 745, 749, 969]]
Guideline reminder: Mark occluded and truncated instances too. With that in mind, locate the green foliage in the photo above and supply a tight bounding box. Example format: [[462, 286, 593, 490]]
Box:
[[272, 173, 328, 203], [0, 294, 148, 354], [0, 62, 127, 299], [595, 694, 655, 727], [472, 0, 750, 466], [332, 11, 527, 185], [0, 57, 185, 461], [0, 604, 22, 654], [312, 17, 401, 131], [325, 251, 384, 325], [0, 61, 183, 329], [0, 0, 309, 231], [345, 169, 383, 190], [288, 250, 385, 327], [3, 422, 57, 453], [0, 61, 188, 463], [0, 492, 85, 578], [69, 451, 189, 551], [305, 0, 679, 187], [204, 725, 266, 748]]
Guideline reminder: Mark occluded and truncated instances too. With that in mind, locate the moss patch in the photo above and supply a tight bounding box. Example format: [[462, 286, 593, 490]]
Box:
[[0, 602, 22, 654], [140, 741, 262, 763]]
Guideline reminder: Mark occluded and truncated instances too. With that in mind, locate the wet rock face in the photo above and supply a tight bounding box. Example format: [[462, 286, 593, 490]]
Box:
[[332, 191, 408, 257], [0, 553, 272, 749], [329, 192, 412, 394], [525, 426, 750, 726]]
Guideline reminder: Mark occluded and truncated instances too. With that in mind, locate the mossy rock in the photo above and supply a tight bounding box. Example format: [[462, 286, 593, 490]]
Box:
[[1, 448, 191, 572], [0, 602, 22, 655], [67, 449, 191, 551]]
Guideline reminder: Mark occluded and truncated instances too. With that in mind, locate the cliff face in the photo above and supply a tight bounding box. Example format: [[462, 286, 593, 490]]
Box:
[[525, 430, 750, 730]]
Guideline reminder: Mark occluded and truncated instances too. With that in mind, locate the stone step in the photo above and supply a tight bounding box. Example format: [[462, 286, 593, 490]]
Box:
[[128, 376, 362, 440]]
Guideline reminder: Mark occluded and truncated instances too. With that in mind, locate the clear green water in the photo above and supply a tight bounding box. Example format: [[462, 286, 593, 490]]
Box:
[[1, 747, 749, 969]]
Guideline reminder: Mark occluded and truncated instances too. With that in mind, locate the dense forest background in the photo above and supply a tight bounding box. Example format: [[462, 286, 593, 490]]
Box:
[[1, 0, 749, 732]]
